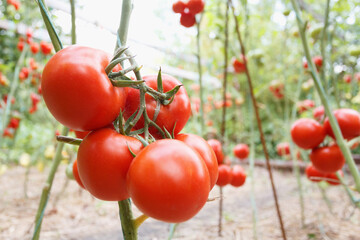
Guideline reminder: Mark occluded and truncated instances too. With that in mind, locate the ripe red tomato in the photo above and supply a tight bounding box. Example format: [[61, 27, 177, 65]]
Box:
[[207, 139, 224, 164], [216, 164, 232, 187], [75, 130, 91, 139], [276, 142, 290, 156], [230, 165, 246, 187], [42, 46, 127, 131], [188, 0, 205, 15], [77, 128, 143, 201], [30, 42, 39, 54], [232, 56, 246, 73], [124, 74, 191, 139], [17, 41, 24, 51], [172, 1, 186, 14], [305, 165, 325, 182], [180, 12, 196, 27], [72, 159, 85, 189], [8, 117, 20, 129], [309, 145, 345, 174], [233, 143, 249, 159], [303, 61, 308, 69], [30, 93, 41, 106], [323, 108, 360, 140], [343, 74, 352, 84], [126, 139, 210, 223], [176, 133, 219, 189], [313, 106, 324, 121], [297, 99, 315, 113], [325, 171, 342, 186], [40, 41, 52, 55], [312, 56, 323, 68], [291, 118, 326, 149], [26, 29, 33, 38], [29, 58, 38, 70]]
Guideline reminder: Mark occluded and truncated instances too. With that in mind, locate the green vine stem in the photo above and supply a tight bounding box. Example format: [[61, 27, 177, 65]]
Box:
[[290, 0, 360, 193], [196, 14, 205, 136], [317, 184, 333, 213], [230, 1, 287, 239], [115, 0, 132, 51], [118, 200, 137, 240], [32, 127, 69, 240], [70, 0, 76, 44], [0, 45, 28, 137], [319, 0, 331, 93], [218, 0, 230, 236]]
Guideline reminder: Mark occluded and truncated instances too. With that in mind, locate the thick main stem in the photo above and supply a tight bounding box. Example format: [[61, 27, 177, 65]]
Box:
[[118, 200, 137, 240], [290, 0, 360, 193], [230, 2, 287, 239], [115, 0, 132, 50], [218, 1, 230, 236], [319, 0, 331, 93], [69, 0, 76, 44]]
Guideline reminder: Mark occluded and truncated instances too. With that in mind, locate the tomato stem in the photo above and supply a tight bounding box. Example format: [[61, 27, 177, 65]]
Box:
[[70, 0, 76, 44], [56, 135, 82, 145], [290, 0, 360, 194], [230, 1, 288, 239], [118, 199, 137, 240], [133, 214, 149, 229], [32, 127, 69, 240]]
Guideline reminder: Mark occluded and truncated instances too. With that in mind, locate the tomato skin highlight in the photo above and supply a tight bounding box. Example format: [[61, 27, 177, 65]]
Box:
[[126, 139, 210, 223], [77, 128, 143, 201], [323, 109, 360, 140], [42, 46, 127, 131], [291, 118, 326, 149], [73, 159, 85, 189], [233, 144, 250, 159], [124, 74, 191, 139], [176, 133, 219, 189], [309, 145, 345, 174], [230, 165, 246, 187], [216, 164, 232, 187], [207, 139, 224, 164]]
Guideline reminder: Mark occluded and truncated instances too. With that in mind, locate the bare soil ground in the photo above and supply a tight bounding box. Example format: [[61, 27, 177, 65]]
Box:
[[0, 165, 359, 240]]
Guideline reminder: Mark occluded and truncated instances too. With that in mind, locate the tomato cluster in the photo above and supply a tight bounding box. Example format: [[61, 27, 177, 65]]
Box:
[[269, 80, 284, 99], [17, 30, 53, 55], [42, 46, 219, 223], [291, 108, 360, 184], [172, 0, 205, 28]]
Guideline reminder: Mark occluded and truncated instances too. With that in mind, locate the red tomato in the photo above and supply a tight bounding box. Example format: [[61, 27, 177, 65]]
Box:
[[233, 143, 250, 159], [29, 58, 38, 70], [276, 142, 290, 156], [42, 46, 127, 131], [207, 139, 224, 164], [3, 128, 14, 138], [26, 29, 33, 38], [309, 145, 345, 174], [303, 61, 308, 69], [17, 41, 24, 51], [325, 171, 343, 186], [232, 56, 246, 73], [29, 105, 37, 114], [297, 99, 315, 113], [172, 1, 186, 14], [21, 67, 29, 78], [230, 165, 246, 187], [126, 139, 210, 223], [8, 117, 20, 129], [73, 159, 85, 189], [355, 73, 360, 82], [313, 106, 324, 121], [216, 164, 232, 187], [312, 56, 323, 68], [75, 130, 91, 139], [176, 133, 219, 189], [343, 74, 352, 84], [77, 128, 143, 201], [188, 0, 205, 14], [40, 41, 52, 55], [180, 12, 196, 27], [30, 42, 39, 54], [124, 74, 191, 139], [30, 93, 41, 106], [323, 109, 360, 140], [291, 118, 326, 149], [305, 165, 325, 182]]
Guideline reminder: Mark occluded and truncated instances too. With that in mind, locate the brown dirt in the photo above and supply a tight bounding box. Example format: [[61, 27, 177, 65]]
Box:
[[0, 165, 359, 240]]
